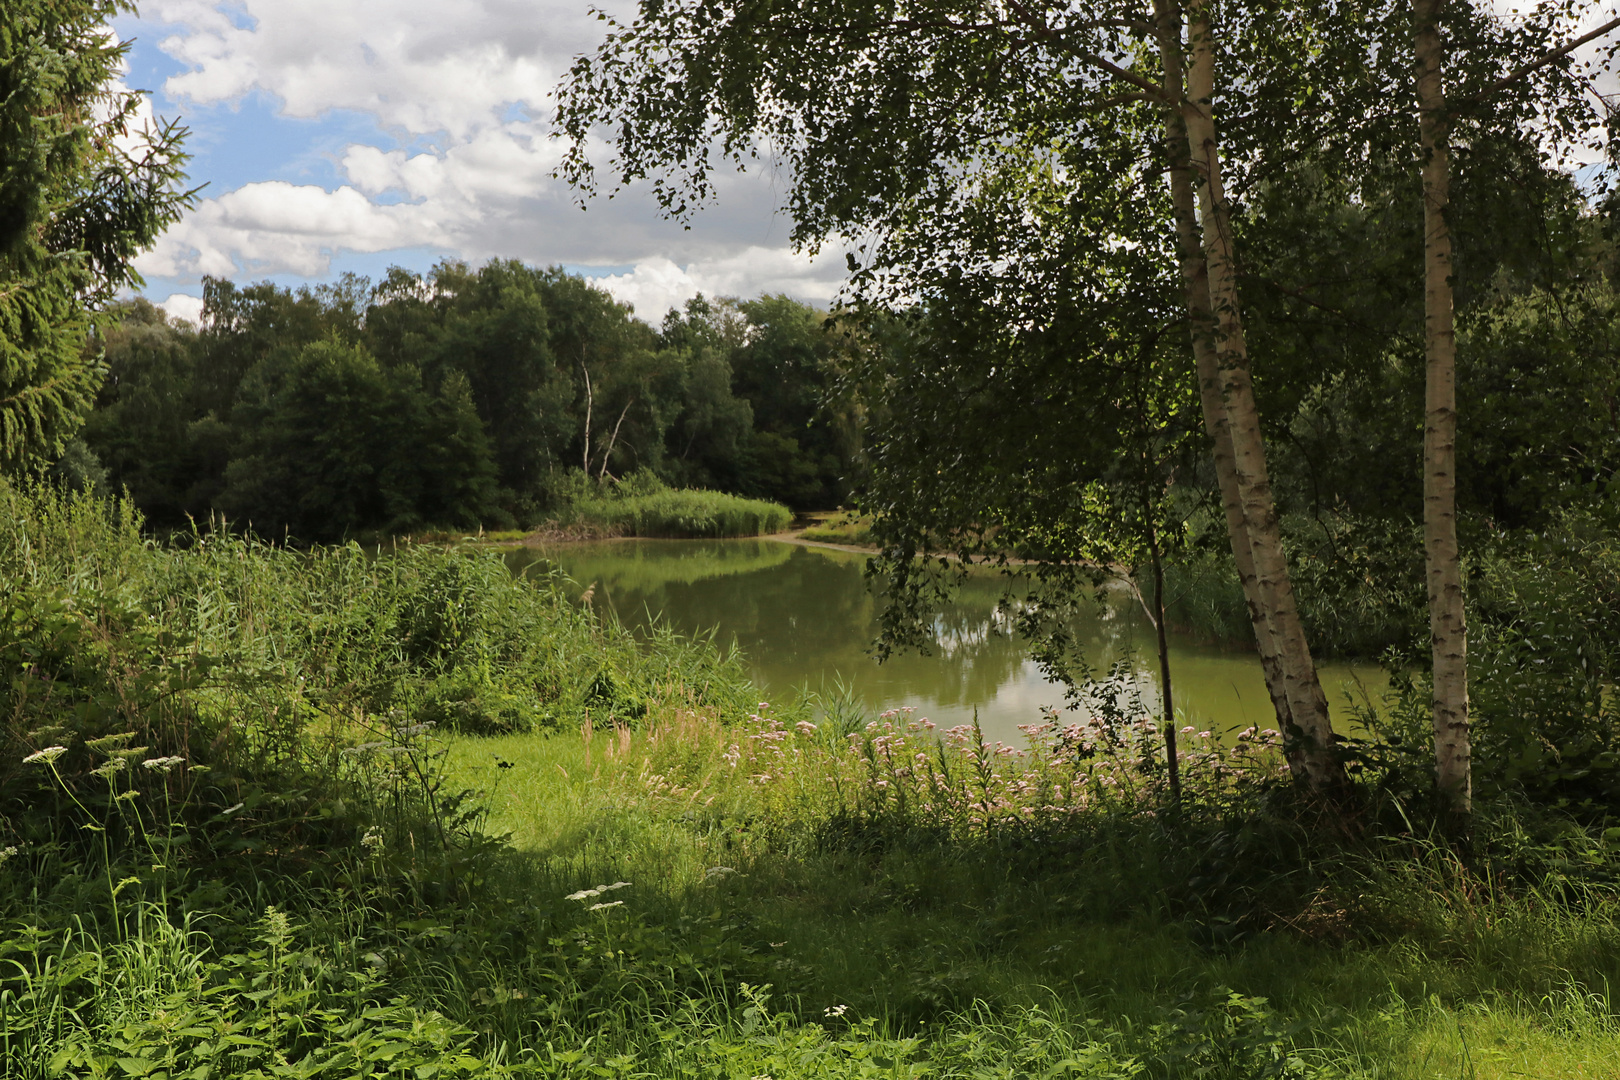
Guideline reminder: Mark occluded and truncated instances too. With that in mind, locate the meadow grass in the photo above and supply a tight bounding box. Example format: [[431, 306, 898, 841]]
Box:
[[436, 712, 1620, 1080], [798, 511, 877, 546], [5, 483, 1620, 1079]]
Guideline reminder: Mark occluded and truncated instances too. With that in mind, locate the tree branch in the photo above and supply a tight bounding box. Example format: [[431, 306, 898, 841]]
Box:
[[1455, 15, 1620, 110]]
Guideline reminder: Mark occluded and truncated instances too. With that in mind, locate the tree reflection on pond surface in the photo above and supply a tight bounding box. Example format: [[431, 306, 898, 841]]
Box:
[[506, 538, 1381, 746]]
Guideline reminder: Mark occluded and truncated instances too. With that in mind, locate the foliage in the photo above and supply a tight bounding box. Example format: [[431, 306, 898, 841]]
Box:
[[553, 475, 793, 539], [0, 0, 191, 473], [799, 511, 875, 546], [79, 267, 858, 538]]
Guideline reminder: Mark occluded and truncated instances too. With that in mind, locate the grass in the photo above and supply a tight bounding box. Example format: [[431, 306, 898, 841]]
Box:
[[434, 715, 1620, 1079], [549, 487, 793, 540], [798, 510, 877, 546], [6, 482, 1620, 1079]]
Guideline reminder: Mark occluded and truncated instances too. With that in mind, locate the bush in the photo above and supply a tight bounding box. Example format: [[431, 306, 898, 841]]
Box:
[[1163, 511, 1424, 659]]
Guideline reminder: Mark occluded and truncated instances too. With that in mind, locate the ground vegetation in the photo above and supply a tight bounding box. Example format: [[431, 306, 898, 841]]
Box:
[[5, 485, 1620, 1078]]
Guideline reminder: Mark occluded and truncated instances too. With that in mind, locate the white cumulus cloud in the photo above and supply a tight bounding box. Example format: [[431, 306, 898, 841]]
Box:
[[125, 0, 838, 316], [154, 293, 206, 326]]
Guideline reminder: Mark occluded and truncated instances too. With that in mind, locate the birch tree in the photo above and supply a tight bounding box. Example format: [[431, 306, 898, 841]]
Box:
[[1413, 2, 1618, 819], [557, 0, 1611, 798], [558, 0, 1359, 792]]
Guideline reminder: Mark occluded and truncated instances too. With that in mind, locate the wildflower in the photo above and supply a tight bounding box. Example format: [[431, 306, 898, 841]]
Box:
[[22, 746, 67, 766], [1181, 725, 1196, 735], [795, 721, 818, 736], [920, 719, 936, 730], [0, 845, 18, 867], [703, 866, 737, 880], [588, 900, 624, 911], [1198, 731, 1212, 740], [361, 826, 385, 853], [142, 756, 186, 773], [91, 758, 127, 778], [262, 906, 292, 946], [824, 1004, 849, 1018], [566, 881, 631, 901], [221, 802, 245, 816]]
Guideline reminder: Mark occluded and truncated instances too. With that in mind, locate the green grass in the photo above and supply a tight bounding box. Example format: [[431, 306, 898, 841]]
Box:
[[553, 488, 793, 539], [434, 719, 1620, 1079], [798, 511, 876, 546], [6, 482, 1620, 1079]]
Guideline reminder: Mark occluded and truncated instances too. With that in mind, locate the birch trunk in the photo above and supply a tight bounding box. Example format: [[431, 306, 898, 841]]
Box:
[[1182, 4, 1342, 791], [1152, 0, 1296, 747], [1414, 0, 1472, 817]]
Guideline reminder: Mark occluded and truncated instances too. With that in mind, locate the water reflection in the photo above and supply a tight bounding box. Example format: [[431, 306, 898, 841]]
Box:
[[505, 538, 1382, 746]]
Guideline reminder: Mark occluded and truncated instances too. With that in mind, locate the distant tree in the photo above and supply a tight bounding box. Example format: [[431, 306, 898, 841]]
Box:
[[80, 298, 197, 518], [1, 0, 191, 472], [220, 339, 499, 541]]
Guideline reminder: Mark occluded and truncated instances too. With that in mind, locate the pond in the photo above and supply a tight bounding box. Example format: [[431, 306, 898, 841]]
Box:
[[505, 537, 1384, 747]]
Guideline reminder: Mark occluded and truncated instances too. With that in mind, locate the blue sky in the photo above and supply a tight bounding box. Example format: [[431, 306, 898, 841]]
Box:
[[117, 0, 843, 324]]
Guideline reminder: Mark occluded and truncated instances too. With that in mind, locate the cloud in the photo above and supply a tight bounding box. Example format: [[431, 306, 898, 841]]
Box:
[[139, 180, 456, 277], [154, 293, 206, 326], [128, 0, 837, 313], [144, 0, 597, 139], [596, 248, 845, 319]]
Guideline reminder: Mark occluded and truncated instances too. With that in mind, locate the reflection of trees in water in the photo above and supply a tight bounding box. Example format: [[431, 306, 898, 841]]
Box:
[[524, 540, 1162, 709], [504, 539, 794, 595]]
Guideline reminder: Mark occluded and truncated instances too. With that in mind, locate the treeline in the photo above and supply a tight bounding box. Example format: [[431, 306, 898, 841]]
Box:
[[70, 261, 859, 541]]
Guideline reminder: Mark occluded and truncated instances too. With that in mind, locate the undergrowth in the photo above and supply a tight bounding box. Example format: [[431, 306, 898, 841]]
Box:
[[3, 484, 1620, 1078]]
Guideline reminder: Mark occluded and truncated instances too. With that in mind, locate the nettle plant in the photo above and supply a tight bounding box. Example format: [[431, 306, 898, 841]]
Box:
[[638, 692, 1290, 834]]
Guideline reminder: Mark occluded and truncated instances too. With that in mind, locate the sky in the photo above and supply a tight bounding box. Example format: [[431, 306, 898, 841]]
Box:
[[115, 0, 846, 326], [114, 2, 1620, 328]]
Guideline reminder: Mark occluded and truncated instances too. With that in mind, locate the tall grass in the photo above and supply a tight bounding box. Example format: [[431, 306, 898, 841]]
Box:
[[559, 487, 793, 538], [6, 484, 1620, 1079]]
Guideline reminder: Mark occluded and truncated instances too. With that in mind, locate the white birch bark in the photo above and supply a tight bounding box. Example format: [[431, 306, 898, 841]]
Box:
[[1181, 3, 1342, 791], [1415, 0, 1472, 816]]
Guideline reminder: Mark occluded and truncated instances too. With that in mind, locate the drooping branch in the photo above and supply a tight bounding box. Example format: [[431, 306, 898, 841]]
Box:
[[1454, 15, 1620, 110]]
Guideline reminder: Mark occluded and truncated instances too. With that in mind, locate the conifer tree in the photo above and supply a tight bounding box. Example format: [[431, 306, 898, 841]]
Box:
[[0, 0, 191, 472]]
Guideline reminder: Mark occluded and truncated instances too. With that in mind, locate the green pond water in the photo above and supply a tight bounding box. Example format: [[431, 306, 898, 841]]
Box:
[[506, 538, 1384, 747]]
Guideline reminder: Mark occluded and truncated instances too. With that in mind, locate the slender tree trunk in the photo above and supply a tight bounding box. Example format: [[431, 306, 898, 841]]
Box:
[[1152, 0, 1291, 738], [1153, 0, 1342, 792], [597, 396, 636, 480], [579, 357, 594, 474], [1414, 0, 1471, 818], [1184, 5, 1339, 792], [1147, 506, 1181, 807]]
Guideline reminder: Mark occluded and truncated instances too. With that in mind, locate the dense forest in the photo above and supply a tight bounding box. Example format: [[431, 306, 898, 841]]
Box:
[[65, 262, 860, 540]]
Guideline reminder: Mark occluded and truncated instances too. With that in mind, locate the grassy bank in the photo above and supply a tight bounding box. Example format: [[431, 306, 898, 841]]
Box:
[[5, 485, 1620, 1078], [560, 487, 792, 539], [438, 717, 1620, 1078], [799, 510, 877, 546], [535, 475, 793, 540]]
